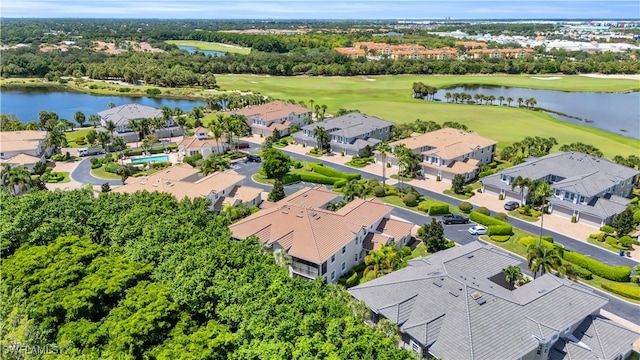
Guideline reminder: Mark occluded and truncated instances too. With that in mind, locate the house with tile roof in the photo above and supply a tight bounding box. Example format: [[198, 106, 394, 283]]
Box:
[[177, 127, 227, 157], [382, 128, 497, 182], [293, 112, 394, 156], [98, 104, 183, 143], [113, 164, 262, 211], [0, 130, 50, 162], [349, 241, 638, 360], [232, 100, 311, 137], [482, 152, 640, 226], [230, 187, 413, 283]]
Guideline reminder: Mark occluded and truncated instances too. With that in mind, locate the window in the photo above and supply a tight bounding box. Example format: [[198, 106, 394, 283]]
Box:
[[331, 255, 335, 263], [410, 340, 420, 353], [330, 271, 336, 281], [341, 262, 346, 272], [355, 254, 358, 261], [341, 246, 346, 254]]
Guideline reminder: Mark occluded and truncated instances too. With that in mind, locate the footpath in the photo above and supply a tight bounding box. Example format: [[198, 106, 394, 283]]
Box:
[[245, 135, 640, 262]]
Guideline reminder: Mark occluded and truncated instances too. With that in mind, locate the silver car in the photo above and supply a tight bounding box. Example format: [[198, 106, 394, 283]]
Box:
[[468, 225, 488, 235]]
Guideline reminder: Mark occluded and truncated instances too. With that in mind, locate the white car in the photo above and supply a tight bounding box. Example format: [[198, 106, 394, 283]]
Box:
[[468, 225, 488, 235]]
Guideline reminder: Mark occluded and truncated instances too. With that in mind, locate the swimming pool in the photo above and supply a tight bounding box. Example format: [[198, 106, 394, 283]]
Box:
[[131, 155, 170, 164]]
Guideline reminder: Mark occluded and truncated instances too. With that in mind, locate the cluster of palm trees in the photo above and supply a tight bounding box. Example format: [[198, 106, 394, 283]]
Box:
[[499, 136, 558, 162], [363, 245, 402, 280], [510, 175, 553, 208], [443, 92, 537, 109], [204, 93, 270, 111], [207, 113, 251, 153], [312, 126, 330, 154], [0, 164, 34, 195], [412, 82, 438, 100]]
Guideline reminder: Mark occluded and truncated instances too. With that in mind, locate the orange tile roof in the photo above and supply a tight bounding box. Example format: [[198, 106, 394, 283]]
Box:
[[5, 153, 42, 165], [335, 47, 366, 55], [233, 101, 310, 123], [391, 128, 496, 160]]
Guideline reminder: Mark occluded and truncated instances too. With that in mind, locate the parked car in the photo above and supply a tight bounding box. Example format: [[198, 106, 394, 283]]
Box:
[[468, 225, 488, 235], [504, 201, 520, 211], [246, 154, 262, 163], [442, 214, 469, 225], [77, 146, 105, 157], [234, 141, 250, 149]]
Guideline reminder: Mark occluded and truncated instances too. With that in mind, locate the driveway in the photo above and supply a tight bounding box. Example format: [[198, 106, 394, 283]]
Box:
[[70, 156, 122, 187]]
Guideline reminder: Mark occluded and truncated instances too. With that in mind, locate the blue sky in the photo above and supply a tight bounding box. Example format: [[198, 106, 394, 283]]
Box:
[[3, 0, 639, 19]]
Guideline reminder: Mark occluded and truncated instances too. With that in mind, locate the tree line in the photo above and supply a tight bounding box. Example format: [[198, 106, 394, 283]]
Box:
[[0, 188, 414, 359]]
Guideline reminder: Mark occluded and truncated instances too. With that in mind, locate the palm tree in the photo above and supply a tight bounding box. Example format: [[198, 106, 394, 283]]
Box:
[[45, 123, 68, 155], [444, 92, 452, 103], [176, 116, 188, 137], [105, 120, 117, 140], [2, 165, 33, 195], [526, 244, 562, 279], [487, 95, 496, 105], [74, 111, 86, 128], [511, 176, 531, 205], [141, 134, 158, 155], [517, 97, 524, 107], [534, 182, 553, 244], [377, 142, 392, 187], [313, 126, 330, 154], [498, 95, 505, 106], [88, 114, 100, 128], [97, 131, 111, 152], [173, 107, 184, 118], [527, 98, 537, 109], [342, 179, 365, 202], [127, 119, 142, 148], [502, 265, 522, 290], [107, 102, 116, 109], [209, 117, 225, 154], [112, 137, 128, 165], [201, 153, 231, 175], [506, 97, 514, 107]]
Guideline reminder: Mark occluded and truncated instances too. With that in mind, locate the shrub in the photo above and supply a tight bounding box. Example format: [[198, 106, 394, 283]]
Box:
[[293, 160, 303, 169], [118, 87, 131, 92], [634, 210, 640, 224], [562, 251, 631, 282], [373, 186, 385, 197], [89, 84, 98, 89], [279, 139, 289, 146], [518, 237, 556, 251], [470, 212, 506, 227], [417, 203, 430, 213], [490, 235, 510, 242], [386, 162, 391, 168], [476, 206, 490, 216], [103, 163, 120, 173], [183, 153, 203, 167], [600, 225, 615, 234], [91, 163, 102, 169], [298, 173, 342, 185], [340, 151, 344, 156], [436, 175, 441, 182], [589, 233, 605, 242], [345, 272, 359, 288], [311, 164, 360, 180], [384, 186, 399, 196], [479, 170, 496, 178], [541, 235, 554, 243], [601, 282, 640, 300], [333, 179, 347, 189], [459, 201, 473, 214], [282, 173, 301, 185], [403, 194, 418, 207], [498, 193, 504, 200], [151, 161, 171, 170], [463, 186, 474, 194], [571, 215, 577, 223], [488, 225, 513, 236], [146, 88, 161, 95], [429, 204, 450, 215], [618, 236, 634, 247], [605, 236, 618, 246], [574, 266, 593, 280], [494, 212, 508, 221], [632, 276, 640, 284]]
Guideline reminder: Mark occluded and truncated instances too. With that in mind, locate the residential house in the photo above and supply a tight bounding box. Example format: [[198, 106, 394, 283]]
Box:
[[382, 128, 497, 182], [455, 41, 488, 48], [293, 113, 394, 156], [113, 164, 262, 211], [98, 103, 182, 143], [232, 100, 311, 137], [260, 184, 341, 210], [334, 47, 366, 58], [177, 127, 227, 158], [0, 130, 50, 163], [229, 187, 413, 283], [1, 154, 43, 172], [482, 152, 640, 226], [349, 241, 639, 360]]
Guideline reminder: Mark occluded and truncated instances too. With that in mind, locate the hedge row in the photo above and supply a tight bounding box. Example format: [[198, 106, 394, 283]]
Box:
[[311, 164, 360, 180], [333, 179, 347, 188], [574, 266, 593, 280], [563, 251, 631, 282], [518, 237, 558, 251], [428, 204, 450, 215], [490, 235, 510, 242], [488, 225, 513, 236], [298, 173, 343, 185], [601, 282, 640, 300], [470, 211, 513, 235], [282, 173, 301, 185]]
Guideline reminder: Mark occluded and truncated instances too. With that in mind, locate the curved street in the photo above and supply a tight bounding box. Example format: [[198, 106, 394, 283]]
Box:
[[70, 155, 123, 187]]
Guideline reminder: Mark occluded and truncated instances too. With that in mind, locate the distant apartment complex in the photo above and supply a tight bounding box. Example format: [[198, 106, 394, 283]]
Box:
[[97, 103, 183, 143], [335, 41, 533, 60]]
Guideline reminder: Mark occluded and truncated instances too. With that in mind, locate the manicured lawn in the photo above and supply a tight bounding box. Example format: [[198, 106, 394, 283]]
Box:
[[507, 210, 540, 222], [91, 166, 121, 180], [165, 40, 251, 55], [586, 238, 630, 255], [442, 189, 474, 200], [46, 172, 70, 183], [65, 128, 96, 148], [216, 74, 640, 158]]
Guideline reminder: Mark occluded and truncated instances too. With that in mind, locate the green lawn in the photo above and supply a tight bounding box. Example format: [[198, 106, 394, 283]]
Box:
[[216, 74, 640, 158], [65, 128, 96, 148], [165, 40, 251, 55], [442, 189, 474, 200], [91, 166, 121, 180], [507, 210, 540, 222]]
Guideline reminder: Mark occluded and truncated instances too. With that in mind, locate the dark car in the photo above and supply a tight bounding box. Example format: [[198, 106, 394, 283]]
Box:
[[504, 201, 520, 211], [442, 214, 469, 225], [234, 141, 250, 149], [246, 154, 262, 163]]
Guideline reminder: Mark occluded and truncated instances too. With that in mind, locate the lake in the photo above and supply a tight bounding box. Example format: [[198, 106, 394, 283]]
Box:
[[177, 45, 225, 57], [435, 85, 640, 139], [0, 88, 207, 123]]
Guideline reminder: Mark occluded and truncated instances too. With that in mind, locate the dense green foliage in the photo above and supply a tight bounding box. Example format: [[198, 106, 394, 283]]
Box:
[[311, 164, 361, 180], [427, 203, 450, 215], [601, 282, 640, 301], [469, 211, 513, 235], [0, 188, 413, 359], [562, 251, 631, 282]]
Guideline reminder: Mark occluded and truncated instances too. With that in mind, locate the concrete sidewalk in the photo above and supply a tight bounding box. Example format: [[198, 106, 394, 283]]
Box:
[[245, 135, 639, 262]]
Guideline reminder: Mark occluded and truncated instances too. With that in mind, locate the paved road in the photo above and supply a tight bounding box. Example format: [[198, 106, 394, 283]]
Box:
[[70, 156, 123, 187]]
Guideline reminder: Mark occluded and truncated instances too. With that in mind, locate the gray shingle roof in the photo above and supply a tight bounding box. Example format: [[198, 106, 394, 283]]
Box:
[[301, 113, 393, 139], [349, 242, 612, 360], [98, 104, 162, 127]]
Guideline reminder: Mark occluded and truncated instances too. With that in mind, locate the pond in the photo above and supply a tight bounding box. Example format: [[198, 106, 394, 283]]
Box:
[[434, 85, 640, 139], [177, 45, 226, 57], [1, 88, 207, 124]]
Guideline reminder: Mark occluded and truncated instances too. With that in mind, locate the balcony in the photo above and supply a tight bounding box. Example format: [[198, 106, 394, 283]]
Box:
[[290, 261, 320, 279]]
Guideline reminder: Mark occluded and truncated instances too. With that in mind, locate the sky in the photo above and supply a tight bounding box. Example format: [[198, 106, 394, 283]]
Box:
[[2, 0, 639, 20]]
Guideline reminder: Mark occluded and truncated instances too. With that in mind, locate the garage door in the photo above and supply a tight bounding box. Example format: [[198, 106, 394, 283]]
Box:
[[580, 212, 604, 228], [552, 203, 574, 220]]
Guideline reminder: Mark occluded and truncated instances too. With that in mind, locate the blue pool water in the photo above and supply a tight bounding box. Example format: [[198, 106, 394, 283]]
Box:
[[131, 155, 170, 163]]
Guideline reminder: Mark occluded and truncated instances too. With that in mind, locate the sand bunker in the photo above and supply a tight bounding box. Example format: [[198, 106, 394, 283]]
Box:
[[531, 76, 562, 80]]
